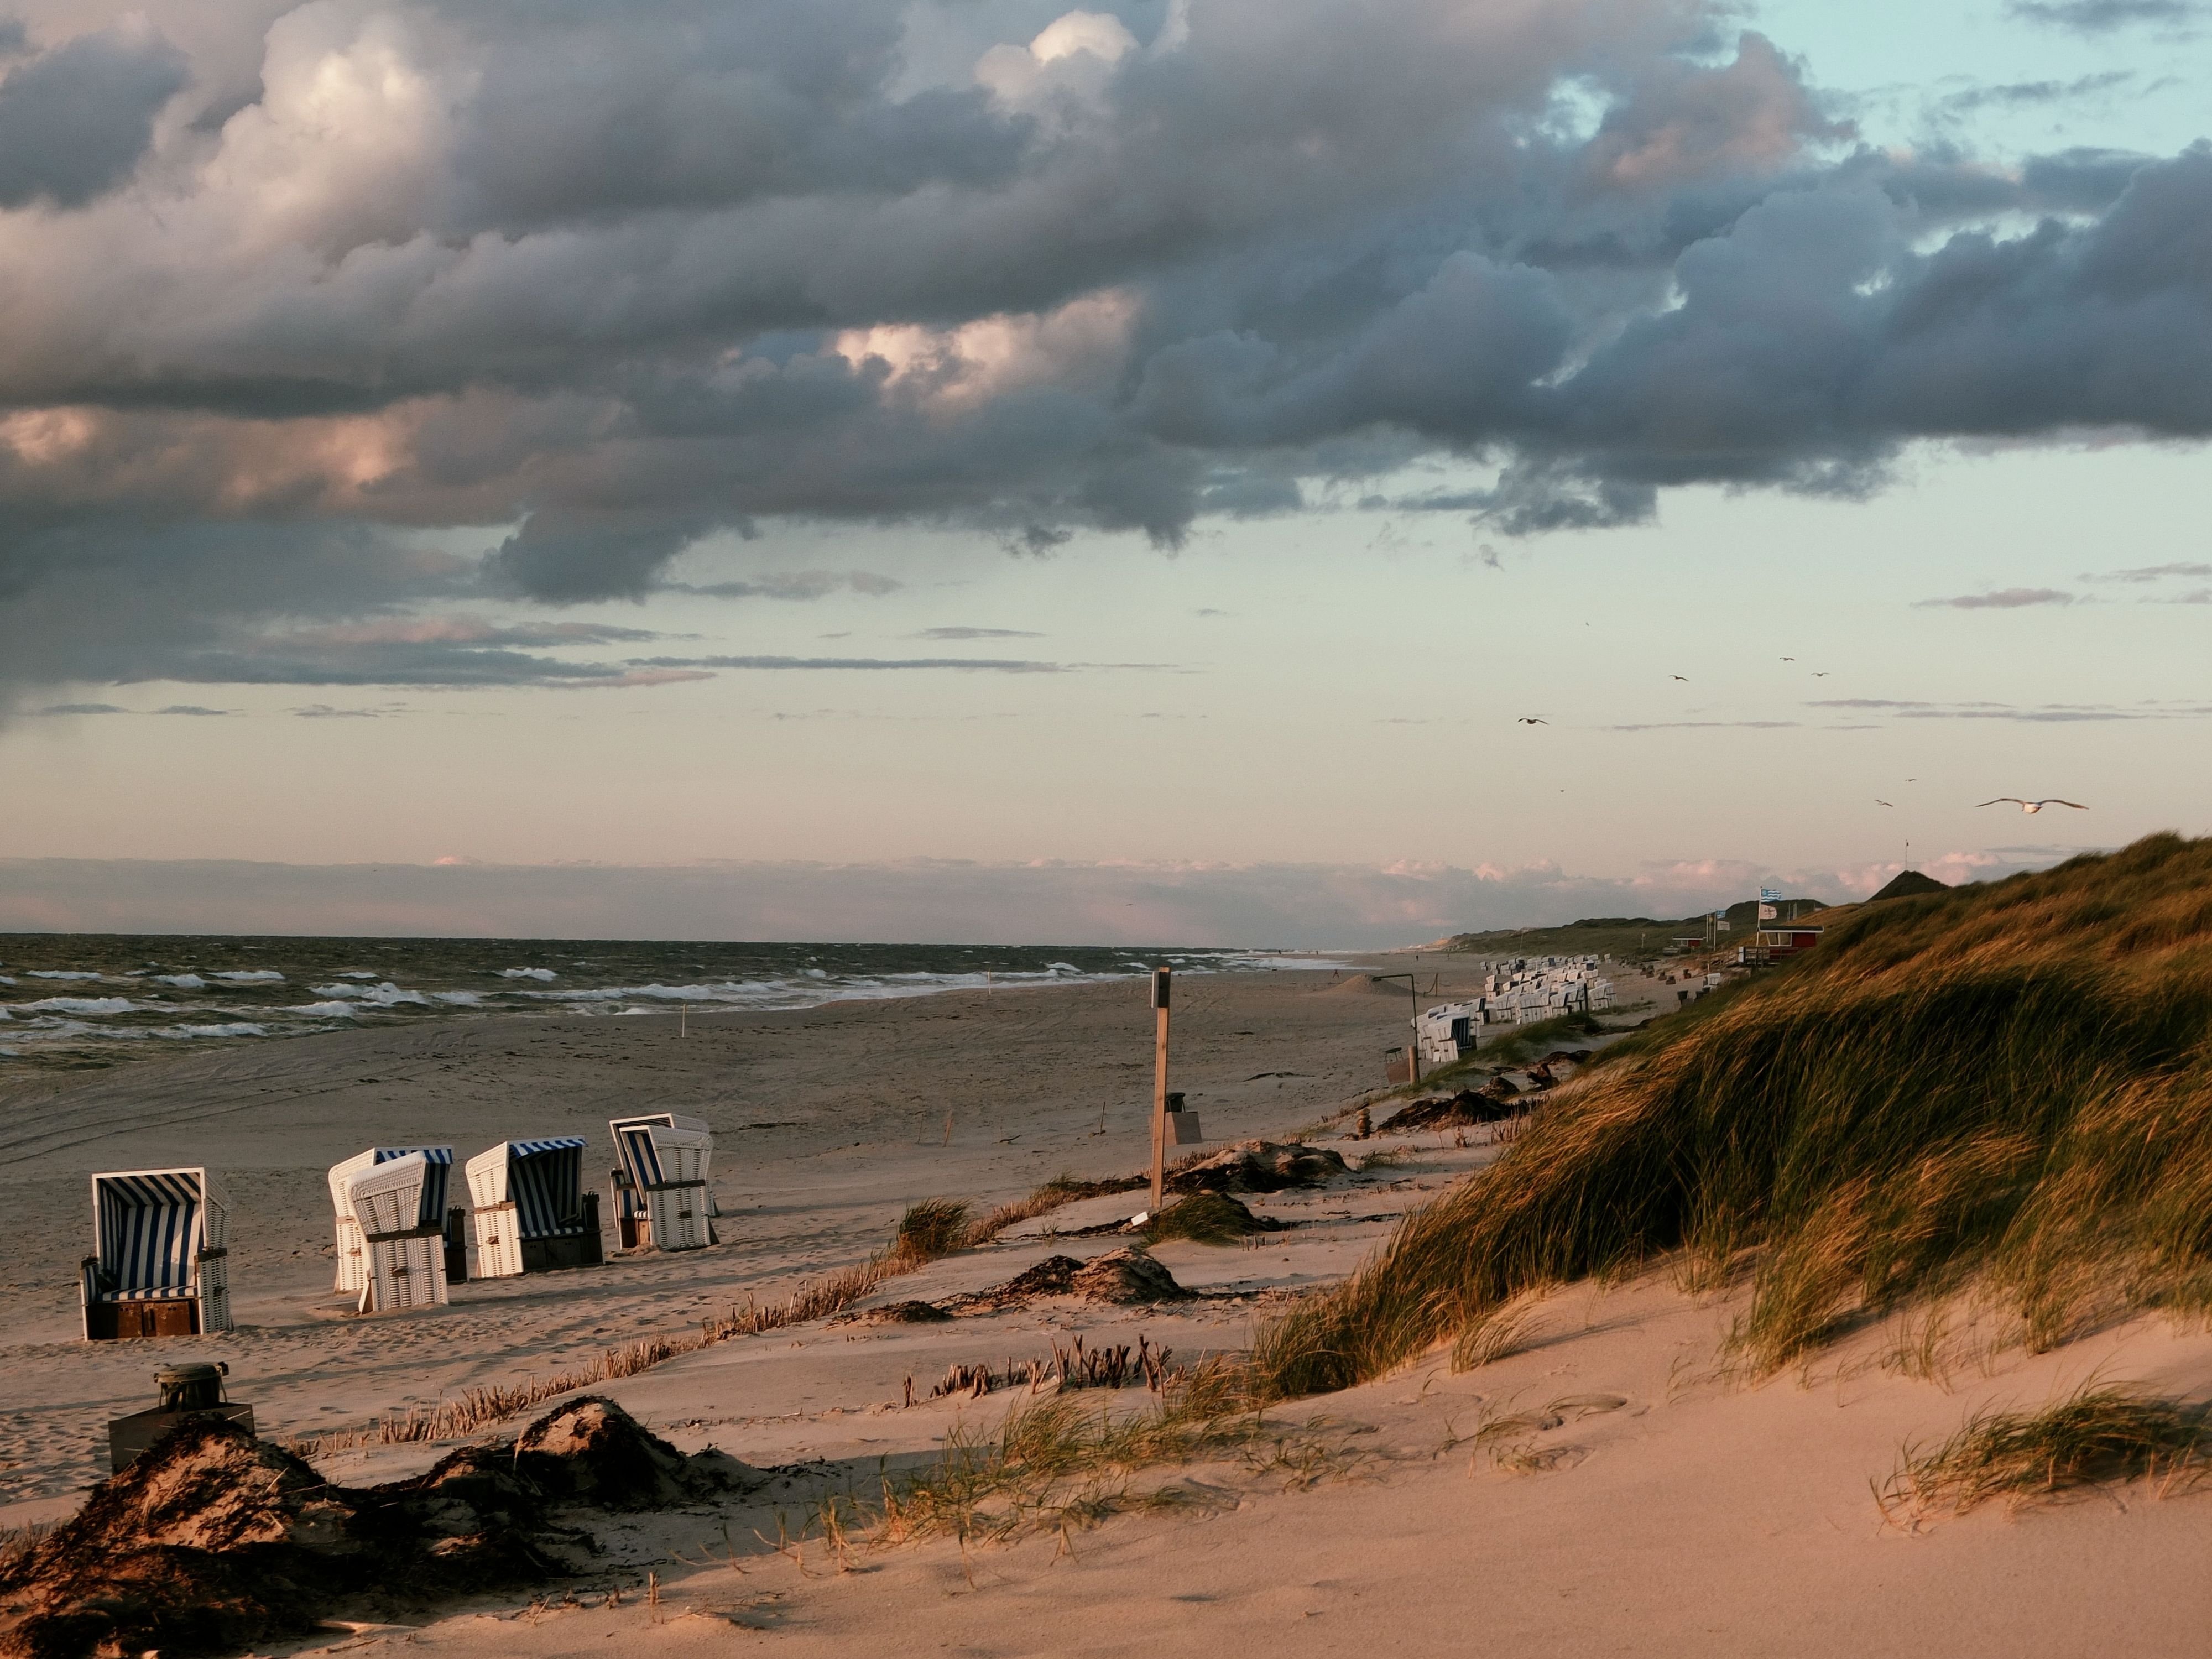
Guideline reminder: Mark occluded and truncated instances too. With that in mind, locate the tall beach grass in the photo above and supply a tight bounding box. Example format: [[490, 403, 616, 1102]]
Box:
[[1256, 834, 2212, 1396]]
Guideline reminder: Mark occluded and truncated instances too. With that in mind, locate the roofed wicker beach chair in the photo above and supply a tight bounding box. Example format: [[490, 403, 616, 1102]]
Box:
[[80, 1167, 233, 1340], [608, 1112, 717, 1253], [337, 1151, 453, 1314], [463, 1138, 604, 1277], [326, 1145, 459, 1300]]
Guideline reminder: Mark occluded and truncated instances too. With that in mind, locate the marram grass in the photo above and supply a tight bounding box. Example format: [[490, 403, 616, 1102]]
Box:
[[1255, 833, 2212, 1397], [1877, 1380, 2210, 1518]]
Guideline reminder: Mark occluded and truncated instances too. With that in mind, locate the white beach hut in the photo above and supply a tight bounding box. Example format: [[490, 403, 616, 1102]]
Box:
[[463, 1138, 603, 1277], [340, 1152, 451, 1314], [608, 1113, 717, 1253], [80, 1167, 233, 1341], [326, 1145, 456, 1296]]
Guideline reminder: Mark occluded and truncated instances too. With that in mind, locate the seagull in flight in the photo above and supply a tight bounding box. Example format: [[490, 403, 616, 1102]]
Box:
[[1876, 799, 1895, 807], [1812, 672, 1830, 678], [1780, 656, 1795, 661], [1978, 797, 2088, 813], [1517, 717, 1548, 725], [1670, 675, 1688, 682]]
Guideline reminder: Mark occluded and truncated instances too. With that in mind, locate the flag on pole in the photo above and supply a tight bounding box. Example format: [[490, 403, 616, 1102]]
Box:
[[1759, 904, 1777, 920], [1760, 886, 1783, 903]]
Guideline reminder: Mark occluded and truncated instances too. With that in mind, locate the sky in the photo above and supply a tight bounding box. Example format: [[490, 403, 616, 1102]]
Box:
[[1, 0, 2209, 945]]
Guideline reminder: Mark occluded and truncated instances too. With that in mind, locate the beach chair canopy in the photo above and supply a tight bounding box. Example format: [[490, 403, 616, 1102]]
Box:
[[611, 1115, 709, 1198], [328, 1146, 452, 1229], [91, 1168, 226, 1298], [467, 1138, 591, 1240], [343, 1152, 439, 1238]]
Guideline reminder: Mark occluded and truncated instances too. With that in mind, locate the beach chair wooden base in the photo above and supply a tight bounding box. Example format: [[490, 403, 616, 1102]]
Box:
[[85, 1297, 200, 1341], [520, 1229, 605, 1273]]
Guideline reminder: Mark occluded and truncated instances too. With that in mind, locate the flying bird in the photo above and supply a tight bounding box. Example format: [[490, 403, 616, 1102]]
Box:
[[1876, 799, 1894, 807], [1670, 675, 1688, 682], [1517, 717, 1548, 725], [1812, 672, 1830, 678], [1977, 797, 2088, 813]]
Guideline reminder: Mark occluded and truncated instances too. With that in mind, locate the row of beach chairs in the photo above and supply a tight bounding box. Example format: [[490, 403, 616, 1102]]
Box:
[[79, 1113, 716, 1339]]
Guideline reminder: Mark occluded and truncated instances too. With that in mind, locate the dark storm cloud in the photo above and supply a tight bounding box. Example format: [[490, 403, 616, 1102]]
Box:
[[1914, 588, 2079, 608], [661, 572, 906, 599], [1936, 71, 2135, 113], [631, 653, 1068, 674], [2006, 0, 2205, 32], [3, 0, 2210, 697], [0, 23, 187, 208]]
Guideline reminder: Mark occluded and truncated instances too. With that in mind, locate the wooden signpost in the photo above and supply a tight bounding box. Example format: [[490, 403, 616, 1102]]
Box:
[[1149, 966, 1172, 1211]]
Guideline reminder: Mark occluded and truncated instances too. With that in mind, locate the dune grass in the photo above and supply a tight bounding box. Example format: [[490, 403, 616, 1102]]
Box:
[[823, 1363, 1342, 1556], [1142, 1191, 1273, 1245], [1254, 834, 2212, 1398], [1877, 1380, 2211, 1519], [964, 1172, 1144, 1246], [889, 1197, 973, 1265]]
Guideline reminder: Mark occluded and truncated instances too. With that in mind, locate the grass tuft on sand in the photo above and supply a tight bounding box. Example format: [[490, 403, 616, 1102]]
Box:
[[889, 1198, 973, 1266], [1877, 1379, 2211, 1519], [1255, 833, 2212, 1398], [1142, 1191, 1274, 1245], [832, 1363, 1348, 1556]]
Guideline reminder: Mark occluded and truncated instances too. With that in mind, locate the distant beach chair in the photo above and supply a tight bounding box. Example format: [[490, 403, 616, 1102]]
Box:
[[337, 1151, 452, 1314], [464, 1138, 604, 1277], [80, 1167, 233, 1341], [326, 1146, 459, 1298], [608, 1113, 717, 1253]]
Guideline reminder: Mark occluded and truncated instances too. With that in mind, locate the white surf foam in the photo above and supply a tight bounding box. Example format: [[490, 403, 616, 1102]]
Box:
[[22, 997, 135, 1015]]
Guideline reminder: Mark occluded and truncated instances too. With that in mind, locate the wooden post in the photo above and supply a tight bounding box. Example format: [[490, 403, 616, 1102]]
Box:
[[1408, 978, 1421, 1086], [1149, 966, 1171, 1212]]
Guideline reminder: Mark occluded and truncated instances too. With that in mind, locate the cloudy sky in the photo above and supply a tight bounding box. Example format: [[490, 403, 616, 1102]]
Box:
[[2, 0, 2209, 943]]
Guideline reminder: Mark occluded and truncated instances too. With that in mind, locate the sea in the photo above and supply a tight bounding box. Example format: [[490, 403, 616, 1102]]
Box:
[[0, 936, 1335, 1071]]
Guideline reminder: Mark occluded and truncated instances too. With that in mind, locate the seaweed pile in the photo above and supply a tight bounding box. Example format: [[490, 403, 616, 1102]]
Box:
[[0, 1398, 750, 1659], [1167, 1141, 1348, 1194], [1380, 1085, 1525, 1134]]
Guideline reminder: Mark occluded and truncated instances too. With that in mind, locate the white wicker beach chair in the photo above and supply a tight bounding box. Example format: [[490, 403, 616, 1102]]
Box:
[[608, 1113, 716, 1253], [326, 1146, 456, 1296], [80, 1167, 233, 1340], [463, 1138, 603, 1277], [341, 1152, 451, 1314]]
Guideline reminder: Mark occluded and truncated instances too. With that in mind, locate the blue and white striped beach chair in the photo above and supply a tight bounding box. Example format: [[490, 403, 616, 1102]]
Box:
[[463, 1138, 604, 1276], [80, 1167, 233, 1340], [608, 1113, 716, 1253], [327, 1146, 456, 1296]]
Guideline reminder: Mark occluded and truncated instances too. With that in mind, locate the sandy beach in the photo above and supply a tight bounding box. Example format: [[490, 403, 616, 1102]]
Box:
[[5, 958, 2210, 1657]]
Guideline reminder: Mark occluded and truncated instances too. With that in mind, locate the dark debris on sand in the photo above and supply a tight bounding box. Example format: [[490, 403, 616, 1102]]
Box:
[[1379, 1087, 1530, 1134], [0, 1397, 753, 1659], [1166, 1140, 1350, 1195], [933, 1245, 1197, 1316]]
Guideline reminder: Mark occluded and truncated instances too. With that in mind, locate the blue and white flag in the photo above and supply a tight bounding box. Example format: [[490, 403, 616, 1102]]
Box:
[[1760, 886, 1783, 902]]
